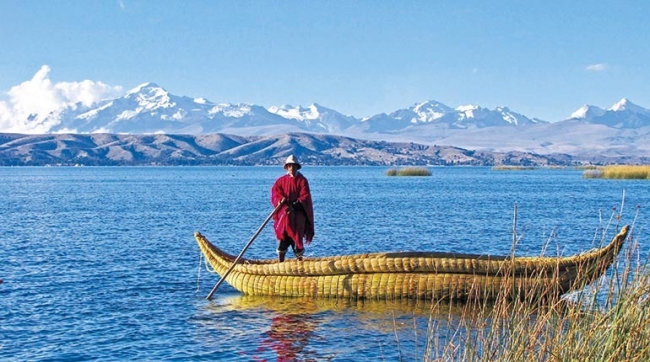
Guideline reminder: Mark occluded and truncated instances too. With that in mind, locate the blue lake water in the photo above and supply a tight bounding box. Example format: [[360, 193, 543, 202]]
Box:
[[1, 166, 648, 361]]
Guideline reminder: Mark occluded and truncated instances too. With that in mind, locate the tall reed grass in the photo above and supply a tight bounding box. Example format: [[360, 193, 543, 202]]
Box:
[[583, 165, 650, 179], [421, 219, 648, 361], [386, 167, 432, 176]]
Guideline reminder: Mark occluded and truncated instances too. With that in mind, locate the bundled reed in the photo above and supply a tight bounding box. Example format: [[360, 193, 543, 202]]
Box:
[[194, 226, 627, 302]]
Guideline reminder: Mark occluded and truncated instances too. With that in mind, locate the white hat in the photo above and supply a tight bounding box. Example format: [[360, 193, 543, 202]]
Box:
[[283, 155, 301, 170]]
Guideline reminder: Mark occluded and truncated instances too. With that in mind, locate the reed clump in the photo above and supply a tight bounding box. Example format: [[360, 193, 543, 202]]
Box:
[[492, 166, 538, 171], [423, 228, 649, 362], [386, 167, 432, 176], [582, 165, 650, 179], [582, 169, 603, 179], [575, 165, 600, 170]]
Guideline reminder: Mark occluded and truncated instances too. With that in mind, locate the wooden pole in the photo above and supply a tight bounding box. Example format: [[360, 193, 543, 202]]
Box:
[[206, 200, 284, 300]]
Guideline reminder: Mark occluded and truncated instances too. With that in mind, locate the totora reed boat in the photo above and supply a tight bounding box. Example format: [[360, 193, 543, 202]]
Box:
[[195, 225, 629, 301]]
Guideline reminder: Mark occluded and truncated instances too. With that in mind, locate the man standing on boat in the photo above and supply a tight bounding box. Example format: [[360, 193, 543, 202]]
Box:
[[271, 155, 315, 262]]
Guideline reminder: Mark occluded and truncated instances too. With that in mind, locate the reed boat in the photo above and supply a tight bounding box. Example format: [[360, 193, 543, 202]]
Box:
[[195, 225, 629, 301]]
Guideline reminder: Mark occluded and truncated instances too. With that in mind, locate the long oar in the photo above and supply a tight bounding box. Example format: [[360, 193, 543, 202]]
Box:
[[206, 200, 285, 300]]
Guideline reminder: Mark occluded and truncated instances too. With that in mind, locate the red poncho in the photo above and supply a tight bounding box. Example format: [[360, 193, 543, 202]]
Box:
[[271, 172, 315, 249]]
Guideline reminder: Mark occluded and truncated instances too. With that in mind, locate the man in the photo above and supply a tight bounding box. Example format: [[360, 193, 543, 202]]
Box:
[[271, 155, 315, 262]]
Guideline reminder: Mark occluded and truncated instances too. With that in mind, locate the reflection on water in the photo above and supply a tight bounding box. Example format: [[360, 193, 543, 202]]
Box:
[[220, 294, 469, 316], [194, 288, 641, 361], [195, 294, 481, 361], [225, 296, 322, 361], [256, 313, 318, 362]]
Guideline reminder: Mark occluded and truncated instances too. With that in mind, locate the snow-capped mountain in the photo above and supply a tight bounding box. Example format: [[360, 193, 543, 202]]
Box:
[[350, 98, 650, 157], [610, 98, 649, 113], [45, 84, 553, 136], [570, 104, 607, 119], [3, 82, 650, 157], [267, 103, 358, 133], [453, 104, 545, 128], [357, 101, 455, 133], [385, 100, 455, 124], [357, 101, 545, 133], [49, 83, 359, 136], [52, 82, 219, 134], [567, 98, 650, 128]]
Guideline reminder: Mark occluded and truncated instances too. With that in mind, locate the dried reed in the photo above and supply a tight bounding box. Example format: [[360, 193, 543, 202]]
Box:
[[575, 165, 600, 170], [421, 209, 648, 361], [582, 165, 650, 179], [491, 166, 538, 171], [386, 167, 432, 176]]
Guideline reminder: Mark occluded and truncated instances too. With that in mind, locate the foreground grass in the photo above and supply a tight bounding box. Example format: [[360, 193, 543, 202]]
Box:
[[386, 167, 432, 176], [422, 227, 649, 361], [583, 165, 650, 179]]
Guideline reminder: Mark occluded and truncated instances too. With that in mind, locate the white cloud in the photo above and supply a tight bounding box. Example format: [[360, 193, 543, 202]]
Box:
[[585, 63, 608, 72], [0, 65, 123, 134]]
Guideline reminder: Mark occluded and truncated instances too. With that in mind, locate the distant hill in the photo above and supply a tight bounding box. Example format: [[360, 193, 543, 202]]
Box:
[[0, 132, 602, 167]]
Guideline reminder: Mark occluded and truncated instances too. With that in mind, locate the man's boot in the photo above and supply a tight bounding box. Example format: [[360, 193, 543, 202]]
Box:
[[277, 250, 286, 262], [295, 248, 304, 261]]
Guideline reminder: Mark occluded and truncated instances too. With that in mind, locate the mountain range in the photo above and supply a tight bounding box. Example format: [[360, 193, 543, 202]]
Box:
[[0, 132, 585, 167], [3, 82, 650, 162]]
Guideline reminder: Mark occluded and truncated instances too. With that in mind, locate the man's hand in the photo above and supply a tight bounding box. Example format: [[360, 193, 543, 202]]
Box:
[[291, 201, 303, 212]]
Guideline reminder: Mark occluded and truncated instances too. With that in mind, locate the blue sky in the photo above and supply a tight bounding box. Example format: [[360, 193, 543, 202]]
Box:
[[1, 0, 649, 126]]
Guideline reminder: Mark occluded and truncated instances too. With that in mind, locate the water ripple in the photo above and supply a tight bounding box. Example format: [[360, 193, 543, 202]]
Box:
[[0, 166, 647, 360]]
